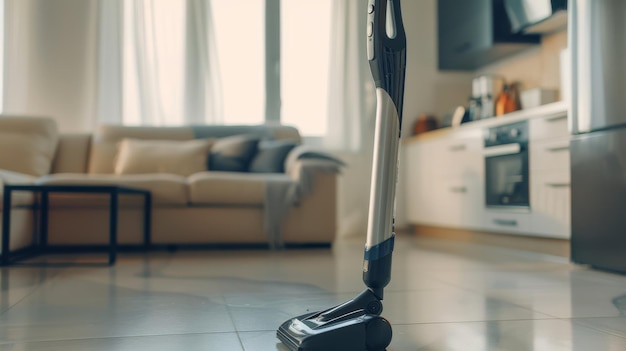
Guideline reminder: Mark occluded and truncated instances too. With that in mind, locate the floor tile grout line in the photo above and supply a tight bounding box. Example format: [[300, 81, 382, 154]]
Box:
[[389, 317, 565, 327], [0, 266, 68, 318], [224, 293, 247, 350], [0, 330, 244, 346], [420, 274, 566, 320], [555, 316, 626, 340]]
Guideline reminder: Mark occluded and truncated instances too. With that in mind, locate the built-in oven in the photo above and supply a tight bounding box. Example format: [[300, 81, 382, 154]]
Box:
[[484, 121, 529, 209]]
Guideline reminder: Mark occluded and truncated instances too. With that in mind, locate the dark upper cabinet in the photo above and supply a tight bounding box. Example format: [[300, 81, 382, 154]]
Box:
[[438, 0, 541, 70]]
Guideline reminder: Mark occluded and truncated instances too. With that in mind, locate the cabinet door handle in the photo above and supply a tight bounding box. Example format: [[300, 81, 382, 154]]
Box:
[[546, 145, 569, 152], [450, 187, 467, 193], [546, 183, 570, 188], [544, 113, 568, 122], [494, 219, 518, 227], [449, 144, 467, 152]]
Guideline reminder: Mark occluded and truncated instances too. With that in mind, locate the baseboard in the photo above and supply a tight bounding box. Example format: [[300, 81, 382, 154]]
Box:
[[411, 225, 570, 258], [42, 243, 332, 253]]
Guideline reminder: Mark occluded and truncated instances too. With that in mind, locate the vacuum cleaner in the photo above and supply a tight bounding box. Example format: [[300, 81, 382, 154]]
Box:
[[277, 0, 406, 350]]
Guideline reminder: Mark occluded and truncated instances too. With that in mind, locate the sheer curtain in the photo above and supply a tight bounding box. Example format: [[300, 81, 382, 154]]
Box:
[[3, 0, 99, 132], [325, 0, 378, 238], [324, 0, 376, 152], [99, 0, 222, 126], [184, 0, 222, 124]]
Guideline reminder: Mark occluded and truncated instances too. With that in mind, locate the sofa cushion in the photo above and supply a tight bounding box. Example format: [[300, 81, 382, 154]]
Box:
[[89, 125, 195, 174], [0, 170, 37, 209], [208, 135, 260, 172], [188, 171, 293, 206], [115, 138, 214, 176], [249, 140, 298, 173], [37, 173, 189, 206], [0, 116, 59, 176], [51, 134, 92, 174]]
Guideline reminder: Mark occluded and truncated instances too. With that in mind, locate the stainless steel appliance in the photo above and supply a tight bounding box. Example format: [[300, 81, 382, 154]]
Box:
[[570, 0, 626, 273], [484, 121, 529, 208]]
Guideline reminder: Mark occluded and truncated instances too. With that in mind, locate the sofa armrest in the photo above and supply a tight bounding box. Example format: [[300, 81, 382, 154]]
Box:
[[0, 169, 37, 185], [284, 145, 345, 178], [0, 170, 37, 208], [283, 147, 343, 203]]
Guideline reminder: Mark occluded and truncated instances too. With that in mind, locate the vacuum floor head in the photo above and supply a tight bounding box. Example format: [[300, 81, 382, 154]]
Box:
[[276, 289, 392, 351], [277, 311, 391, 351]]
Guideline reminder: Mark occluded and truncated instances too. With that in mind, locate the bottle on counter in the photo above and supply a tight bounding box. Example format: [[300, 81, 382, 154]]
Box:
[[495, 84, 518, 116], [468, 97, 482, 121]]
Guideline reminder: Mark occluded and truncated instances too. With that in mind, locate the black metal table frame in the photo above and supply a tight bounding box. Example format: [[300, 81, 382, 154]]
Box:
[[1, 185, 151, 266]]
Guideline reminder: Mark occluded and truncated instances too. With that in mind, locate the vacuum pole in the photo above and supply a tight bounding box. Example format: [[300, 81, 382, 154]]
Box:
[[363, 0, 407, 300], [276, 1, 406, 349]]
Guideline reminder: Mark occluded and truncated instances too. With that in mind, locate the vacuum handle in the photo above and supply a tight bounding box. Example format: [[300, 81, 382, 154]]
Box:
[[367, 0, 407, 126]]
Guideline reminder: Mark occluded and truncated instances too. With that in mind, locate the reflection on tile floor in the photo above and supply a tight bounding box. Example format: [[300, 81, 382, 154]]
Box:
[[2, 234, 626, 350]]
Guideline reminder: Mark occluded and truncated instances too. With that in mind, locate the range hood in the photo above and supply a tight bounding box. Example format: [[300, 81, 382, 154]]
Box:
[[504, 0, 568, 34]]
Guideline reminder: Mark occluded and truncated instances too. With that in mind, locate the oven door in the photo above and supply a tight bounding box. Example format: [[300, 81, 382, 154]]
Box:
[[484, 143, 529, 208]]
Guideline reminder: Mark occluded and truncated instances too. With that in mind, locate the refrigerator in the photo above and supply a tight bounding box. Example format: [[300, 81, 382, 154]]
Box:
[[569, 0, 626, 272]]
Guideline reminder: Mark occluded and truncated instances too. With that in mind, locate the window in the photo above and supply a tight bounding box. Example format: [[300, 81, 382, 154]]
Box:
[[212, 0, 265, 125], [122, 0, 187, 125], [280, 0, 333, 136], [211, 0, 333, 134], [117, 0, 333, 134]]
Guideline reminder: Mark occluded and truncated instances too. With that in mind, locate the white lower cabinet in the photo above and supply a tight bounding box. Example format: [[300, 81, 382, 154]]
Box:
[[405, 105, 571, 238], [530, 172, 571, 238], [438, 176, 484, 229], [483, 210, 532, 234]]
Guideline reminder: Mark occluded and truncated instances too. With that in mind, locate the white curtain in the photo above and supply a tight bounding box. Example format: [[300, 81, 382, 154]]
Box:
[[3, 0, 100, 132], [184, 0, 222, 124], [324, 0, 377, 152], [325, 0, 378, 238], [99, 0, 222, 126]]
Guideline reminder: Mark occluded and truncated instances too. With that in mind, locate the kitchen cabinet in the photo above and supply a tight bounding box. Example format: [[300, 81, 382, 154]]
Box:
[[437, 0, 540, 70], [530, 172, 571, 238], [405, 102, 571, 239], [483, 210, 532, 234], [529, 112, 571, 238], [405, 129, 484, 229]]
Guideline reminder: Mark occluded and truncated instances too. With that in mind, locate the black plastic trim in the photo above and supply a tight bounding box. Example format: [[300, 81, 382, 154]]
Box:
[[368, 0, 407, 127]]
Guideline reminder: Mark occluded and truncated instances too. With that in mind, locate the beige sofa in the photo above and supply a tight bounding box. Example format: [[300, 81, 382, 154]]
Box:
[[0, 117, 338, 257]]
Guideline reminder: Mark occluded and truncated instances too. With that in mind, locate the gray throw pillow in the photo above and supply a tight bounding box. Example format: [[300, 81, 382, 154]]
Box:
[[249, 140, 298, 173], [208, 135, 260, 172]]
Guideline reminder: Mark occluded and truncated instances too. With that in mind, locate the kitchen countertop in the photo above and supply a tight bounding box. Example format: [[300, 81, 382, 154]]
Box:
[[405, 101, 568, 143]]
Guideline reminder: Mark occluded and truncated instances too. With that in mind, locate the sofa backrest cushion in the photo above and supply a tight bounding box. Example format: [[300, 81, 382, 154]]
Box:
[[89, 125, 195, 174], [190, 125, 301, 143], [0, 116, 59, 176], [89, 124, 301, 174], [208, 135, 260, 172], [249, 140, 298, 173], [52, 133, 92, 174], [115, 138, 215, 176]]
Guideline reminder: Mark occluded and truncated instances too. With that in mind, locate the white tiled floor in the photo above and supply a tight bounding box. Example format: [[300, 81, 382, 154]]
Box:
[[2, 234, 626, 350]]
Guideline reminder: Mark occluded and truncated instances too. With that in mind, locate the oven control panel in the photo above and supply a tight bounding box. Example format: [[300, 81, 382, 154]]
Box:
[[484, 121, 529, 147]]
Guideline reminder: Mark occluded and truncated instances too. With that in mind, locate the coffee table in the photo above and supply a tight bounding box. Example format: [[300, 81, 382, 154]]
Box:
[[1, 184, 151, 266]]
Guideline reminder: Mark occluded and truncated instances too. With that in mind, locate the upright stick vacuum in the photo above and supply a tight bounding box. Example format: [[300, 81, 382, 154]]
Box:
[[277, 0, 406, 350]]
